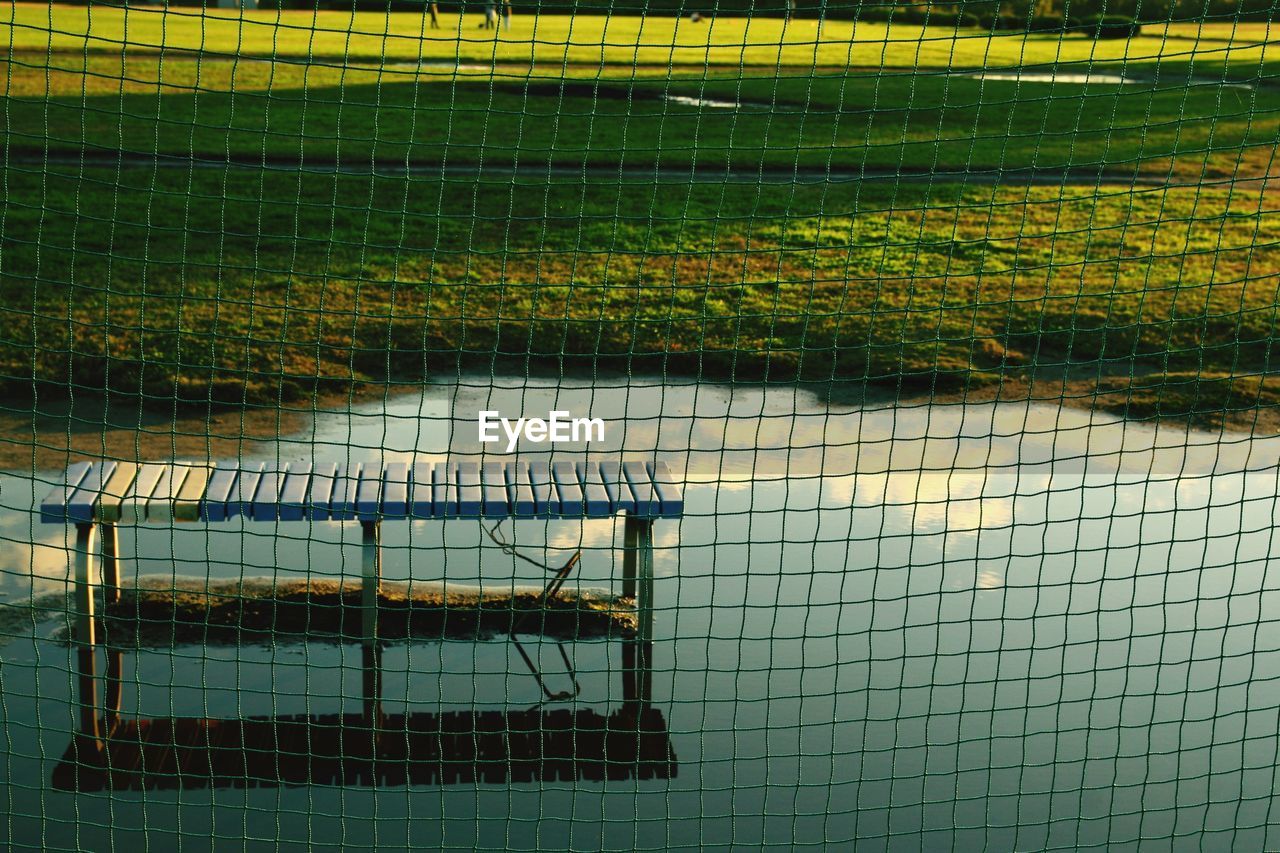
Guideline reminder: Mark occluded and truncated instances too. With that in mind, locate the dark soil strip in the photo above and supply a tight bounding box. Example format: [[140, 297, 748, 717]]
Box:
[[53, 708, 676, 790], [3, 146, 1199, 186], [87, 578, 637, 645]]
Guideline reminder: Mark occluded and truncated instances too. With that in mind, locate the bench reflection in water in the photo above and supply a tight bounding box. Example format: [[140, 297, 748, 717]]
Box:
[[54, 707, 674, 790], [54, 640, 674, 791]]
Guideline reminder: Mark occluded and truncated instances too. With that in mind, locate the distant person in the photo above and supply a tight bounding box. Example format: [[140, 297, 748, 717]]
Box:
[[428, 1, 439, 29], [482, 1, 497, 28], [503, 0, 512, 30]]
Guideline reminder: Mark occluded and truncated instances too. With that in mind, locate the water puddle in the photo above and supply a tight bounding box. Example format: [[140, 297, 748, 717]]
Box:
[[3, 377, 1278, 847], [966, 70, 1255, 89], [661, 93, 744, 109], [354, 75, 763, 109], [969, 71, 1136, 85], [507, 81, 762, 110]]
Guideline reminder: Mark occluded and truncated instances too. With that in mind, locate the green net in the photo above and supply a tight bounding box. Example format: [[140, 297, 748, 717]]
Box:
[[2, 1, 1280, 849]]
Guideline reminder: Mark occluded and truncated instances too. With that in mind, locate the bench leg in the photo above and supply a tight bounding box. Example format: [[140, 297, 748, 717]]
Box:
[[100, 522, 122, 732], [623, 516, 655, 708], [104, 649, 123, 736], [73, 523, 102, 745], [361, 521, 382, 737], [101, 522, 121, 605]]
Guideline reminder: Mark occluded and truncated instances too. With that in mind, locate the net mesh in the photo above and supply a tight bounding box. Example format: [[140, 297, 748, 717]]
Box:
[[3, 1, 1280, 849]]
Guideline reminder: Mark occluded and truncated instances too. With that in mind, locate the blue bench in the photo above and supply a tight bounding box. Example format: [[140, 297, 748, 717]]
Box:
[[40, 460, 683, 523], [40, 460, 683, 743]]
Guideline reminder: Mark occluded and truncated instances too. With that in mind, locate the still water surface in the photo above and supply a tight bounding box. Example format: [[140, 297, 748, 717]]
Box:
[[2, 378, 1279, 850]]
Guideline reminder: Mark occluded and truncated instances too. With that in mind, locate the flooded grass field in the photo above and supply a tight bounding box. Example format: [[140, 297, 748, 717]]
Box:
[[3, 378, 1279, 849]]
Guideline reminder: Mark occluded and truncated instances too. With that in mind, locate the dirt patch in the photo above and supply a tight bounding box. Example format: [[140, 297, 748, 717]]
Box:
[[0, 385, 396, 472], [827, 365, 1280, 434], [495, 81, 773, 110], [38, 576, 636, 646]]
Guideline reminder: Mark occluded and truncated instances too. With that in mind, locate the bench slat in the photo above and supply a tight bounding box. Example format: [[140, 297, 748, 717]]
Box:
[[410, 462, 436, 519], [67, 461, 119, 523], [278, 464, 312, 522], [174, 464, 213, 522], [146, 465, 192, 522], [252, 469, 286, 521], [120, 463, 168, 524], [430, 463, 449, 518], [382, 463, 409, 518], [650, 461, 684, 519], [330, 465, 361, 521], [512, 462, 537, 517], [305, 464, 338, 521], [456, 462, 483, 517], [355, 464, 383, 521], [226, 464, 265, 520], [201, 467, 239, 522], [39, 461, 93, 523], [552, 462, 584, 516], [598, 462, 635, 513], [437, 463, 459, 517], [580, 462, 612, 517], [528, 463, 554, 515], [95, 462, 139, 523], [481, 463, 509, 517], [623, 461, 660, 518]]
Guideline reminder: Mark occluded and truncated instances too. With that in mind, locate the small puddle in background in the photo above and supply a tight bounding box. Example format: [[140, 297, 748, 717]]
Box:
[[966, 70, 1255, 89], [661, 93, 744, 109], [349, 74, 763, 109], [497, 81, 761, 110], [969, 71, 1137, 85]]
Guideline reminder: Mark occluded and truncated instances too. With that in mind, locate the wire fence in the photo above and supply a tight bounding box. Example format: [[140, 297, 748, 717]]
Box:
[[2, 2, 1280, 850]]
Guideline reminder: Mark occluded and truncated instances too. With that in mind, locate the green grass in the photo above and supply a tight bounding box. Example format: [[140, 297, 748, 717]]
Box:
[[4, 51, 1277, 178], [5, 6, 1279, 71], [3, 166, 1278, 425], [5, 8, 1277, 177], [3, 6, 1280, 426]]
